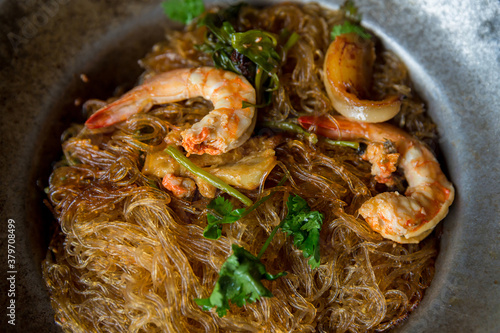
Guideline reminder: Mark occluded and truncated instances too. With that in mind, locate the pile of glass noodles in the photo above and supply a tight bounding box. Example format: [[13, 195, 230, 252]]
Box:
[[43, 2, 440, 332]]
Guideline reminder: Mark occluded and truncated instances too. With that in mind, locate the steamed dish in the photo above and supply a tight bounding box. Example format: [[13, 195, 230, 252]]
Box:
[[43, 1, 454, 332]]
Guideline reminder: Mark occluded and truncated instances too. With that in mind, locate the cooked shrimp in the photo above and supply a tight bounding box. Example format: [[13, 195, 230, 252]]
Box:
[[162, 174, 196, 198], [85, 67, 256, 155], [299, 115, 455, 243]]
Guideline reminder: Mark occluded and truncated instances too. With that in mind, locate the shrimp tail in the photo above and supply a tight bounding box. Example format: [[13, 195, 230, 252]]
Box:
[[85, 94, 152, 129]]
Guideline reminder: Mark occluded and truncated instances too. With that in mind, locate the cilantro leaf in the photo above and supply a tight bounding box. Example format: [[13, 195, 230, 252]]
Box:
[[162, 0, 205, 24], [281, 194, 324, 269], [209, 196, 235, 217], [204, 197, 245, 239], [204, 176, 288, 240], [331, 21, 371, 40], [195, 244, 286, 317]]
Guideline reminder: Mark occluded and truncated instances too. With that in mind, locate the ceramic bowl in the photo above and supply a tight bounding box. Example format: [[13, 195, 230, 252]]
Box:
[[0, 1, 498, 331]]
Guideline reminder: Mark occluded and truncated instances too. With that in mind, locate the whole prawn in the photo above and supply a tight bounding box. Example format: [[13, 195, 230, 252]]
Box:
[[299, 115, 455, 243], [85, 67, 256, 155]]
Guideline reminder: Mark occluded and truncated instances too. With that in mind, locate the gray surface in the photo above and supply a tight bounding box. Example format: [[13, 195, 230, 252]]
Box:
[[0, 0, 498, 332]]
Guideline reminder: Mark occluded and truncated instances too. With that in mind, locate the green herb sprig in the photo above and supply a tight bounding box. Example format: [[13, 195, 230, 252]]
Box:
[[198, 5, 299, 105], [281, 194, 324, 269], [204, 176, 287, 239], [162, 0, 205, 24], [195, 244, 287, 317], [204, 197, 246, 239], [162, 2, 300, 105], [331, 0, 371, 40], [196, 193, 324, 317], [331, 21, 371, 40]]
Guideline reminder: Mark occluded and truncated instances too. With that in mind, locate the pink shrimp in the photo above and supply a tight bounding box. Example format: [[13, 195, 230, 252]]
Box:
[[85, 67, 256, 155], [161, 174, 196, 198], [299, 115, 455, 243]]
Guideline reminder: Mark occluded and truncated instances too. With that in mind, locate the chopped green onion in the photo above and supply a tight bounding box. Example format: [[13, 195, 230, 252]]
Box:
[[281, 31, 300, 57], [323, 138, 360, 149], [257, 215, 286, 259]]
